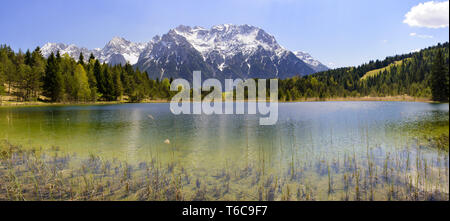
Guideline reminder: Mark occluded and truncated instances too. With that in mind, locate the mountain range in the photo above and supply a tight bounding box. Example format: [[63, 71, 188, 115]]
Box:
[[41, 37, 148, 66], [41, 24, 328, 80]]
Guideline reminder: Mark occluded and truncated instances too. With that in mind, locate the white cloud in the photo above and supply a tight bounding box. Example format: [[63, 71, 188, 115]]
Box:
[[409, 32, 434, 38], [382, 39, 388, 43], [411, 48, 421, 53], [404, 1, 449, 28]]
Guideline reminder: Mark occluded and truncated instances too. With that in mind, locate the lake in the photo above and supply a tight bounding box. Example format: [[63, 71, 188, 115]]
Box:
[[0, 102, 448, 200]]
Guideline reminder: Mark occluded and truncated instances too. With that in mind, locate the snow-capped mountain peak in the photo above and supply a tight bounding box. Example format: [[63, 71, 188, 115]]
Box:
[[108, 36, 128, 45], [100, 37, 148, 65], [41, 37, 147, 65], [171, 24, 284, 58], [41, 43, 95, 60], [41, 24, 328, 79], [135, 24, 318, 80], [294, 51, 329, 72]]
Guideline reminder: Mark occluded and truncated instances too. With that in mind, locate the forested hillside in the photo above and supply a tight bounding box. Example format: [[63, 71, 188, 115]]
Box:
[[1, 42, 449, 104], [278, 42, 449, 102], [0, 45, 175, 103]]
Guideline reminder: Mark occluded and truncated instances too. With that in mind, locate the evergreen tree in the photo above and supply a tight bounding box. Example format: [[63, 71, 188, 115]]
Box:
[[102, 67, 115, 100], [56, 50, 61, 60], [17, 63, 31, 101], [43, 52, 65, 101], [0, 46, 11, 98], [86, 59, 98, 101], [78, 52, 85, 65], [113, 68, 123, 101], [89, 53, 95, 63], [93, 60, 104, 95], [431, 49, 449, 102], [28, 47, 45, 99], [24, 50, 32, 65], [3, 52, 16, 94]]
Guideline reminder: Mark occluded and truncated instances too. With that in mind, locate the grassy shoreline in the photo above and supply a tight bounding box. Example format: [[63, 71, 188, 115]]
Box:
[[292, 95, 433, 103], [0, 96, 439, 108]]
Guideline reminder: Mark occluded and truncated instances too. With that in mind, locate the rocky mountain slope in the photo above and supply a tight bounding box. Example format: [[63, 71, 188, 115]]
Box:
[[41, 24, 328, 80]]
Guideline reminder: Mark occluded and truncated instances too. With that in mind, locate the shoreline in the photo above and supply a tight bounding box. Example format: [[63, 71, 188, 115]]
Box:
[[0, 96, 441, 108]]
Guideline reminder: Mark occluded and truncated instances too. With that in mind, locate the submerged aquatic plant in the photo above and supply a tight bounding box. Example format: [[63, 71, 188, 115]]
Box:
[[0, 138, 448, 201]]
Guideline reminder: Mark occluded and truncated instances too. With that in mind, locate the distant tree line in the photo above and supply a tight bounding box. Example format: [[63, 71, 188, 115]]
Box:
[[0, 42, 448, 103], [0, 45, 175, 103], [278, 42, 449, 102]]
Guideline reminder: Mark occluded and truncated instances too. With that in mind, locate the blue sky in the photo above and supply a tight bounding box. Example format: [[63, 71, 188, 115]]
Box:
[[0, 0, 448, 68]]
